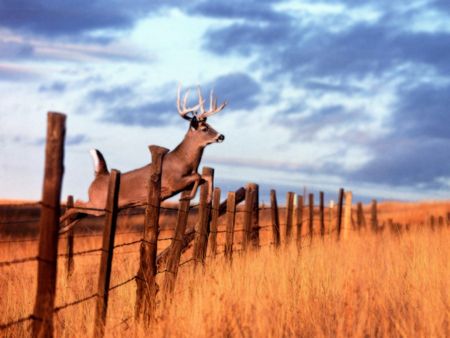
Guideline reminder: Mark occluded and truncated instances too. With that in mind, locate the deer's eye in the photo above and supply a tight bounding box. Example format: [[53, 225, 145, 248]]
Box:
[[201, 126, 208, 132]]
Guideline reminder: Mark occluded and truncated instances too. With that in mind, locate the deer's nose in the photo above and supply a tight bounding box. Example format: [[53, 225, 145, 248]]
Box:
[[217, 134, 225, 142]]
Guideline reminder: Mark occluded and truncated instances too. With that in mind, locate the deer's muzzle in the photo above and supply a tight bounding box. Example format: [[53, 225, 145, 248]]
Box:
[[217, 134, 225, 143]]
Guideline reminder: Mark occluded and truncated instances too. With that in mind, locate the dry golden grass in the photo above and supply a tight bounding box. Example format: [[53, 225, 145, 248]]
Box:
[[374, 200, 450, 226], [1, 225, 449, 337]]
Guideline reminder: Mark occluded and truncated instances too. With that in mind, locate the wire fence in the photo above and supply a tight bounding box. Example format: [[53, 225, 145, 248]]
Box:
[[1, 192, 447, 336], [0, 314, 39, 331], [0, 205, 419, 271], [0, 221, 444, 334]]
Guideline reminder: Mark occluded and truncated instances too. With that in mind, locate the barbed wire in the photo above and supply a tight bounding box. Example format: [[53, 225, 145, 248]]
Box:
[[0, 256, 37, 268], [118, 202, 180, 213], [113, 240, 141, 250], [109, 276, 137, 291], [157, 236, 175, 241], [61, 230, 143, 239], [0, 219, 40, 226], [62, 205, 105, 213], [0, 230, 142, 245], [53, 293, 98, 313], [0, 237, 39, 244], [0, 314, 39, 331], [53, 276, 137, 314], [58, 247, 102, 258]]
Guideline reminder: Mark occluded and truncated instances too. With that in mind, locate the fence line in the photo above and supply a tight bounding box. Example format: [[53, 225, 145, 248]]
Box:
[[0, 255, 37, 267], [1, 111, 447, 337], [0, 314, 38, 331]]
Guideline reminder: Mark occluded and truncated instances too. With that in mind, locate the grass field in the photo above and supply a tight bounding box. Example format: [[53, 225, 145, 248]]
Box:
[[1, 223, 449, 337]]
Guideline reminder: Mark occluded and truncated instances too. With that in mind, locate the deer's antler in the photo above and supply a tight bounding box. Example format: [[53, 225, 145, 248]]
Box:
[[197, 88, 227, 121], [177, 86, 201, 121], [177, 85, 226, 121]]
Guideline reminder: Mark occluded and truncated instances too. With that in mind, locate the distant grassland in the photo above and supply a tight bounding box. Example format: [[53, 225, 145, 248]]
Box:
[[1, 199, 450, 238], [1, 220, 449, 337]]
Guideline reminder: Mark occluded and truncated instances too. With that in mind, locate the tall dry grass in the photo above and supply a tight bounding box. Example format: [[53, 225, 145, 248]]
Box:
[[1, 228, 449, 337]]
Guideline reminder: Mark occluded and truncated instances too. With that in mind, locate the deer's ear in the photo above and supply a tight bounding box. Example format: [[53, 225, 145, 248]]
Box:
[[190, 116, 199, 130]]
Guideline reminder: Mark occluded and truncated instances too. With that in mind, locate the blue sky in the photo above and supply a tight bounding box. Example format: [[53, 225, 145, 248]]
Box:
[[1, 0, 450, 203]]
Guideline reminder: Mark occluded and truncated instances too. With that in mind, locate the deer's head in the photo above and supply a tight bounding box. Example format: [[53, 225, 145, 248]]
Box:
[[177, 87, 226, 147]]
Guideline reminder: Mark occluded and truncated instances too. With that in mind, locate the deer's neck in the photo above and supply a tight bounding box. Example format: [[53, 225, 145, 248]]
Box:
[[171, 136, 205, 172]]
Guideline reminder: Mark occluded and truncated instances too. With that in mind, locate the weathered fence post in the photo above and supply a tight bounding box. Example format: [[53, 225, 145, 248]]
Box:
[[135, 146, 168, 325], [270, 190, 281, 247], [32, 112, 66, 338], [371, 199, 378, 233], [285, 192, 295, 242], [296, 195, 304, 246], [342, 191, 353, 240], [225, 192, 237, 260], [319, 191, 325, 237], [250, 184, 260, 248], [356, 202, 366, 230], [243, 183, 259, 250], [162, 190, 191, 303], [65, 195, 75, 278], [156, 187, 246, 267], [193, 167, 214, 266], [93, 169, 121, 338], [336, 188, 344, 239], [438, 215, 444, 228], [308, 193, 314, 241], [430, 215, 435, 231], [209, 187, 221, 257]]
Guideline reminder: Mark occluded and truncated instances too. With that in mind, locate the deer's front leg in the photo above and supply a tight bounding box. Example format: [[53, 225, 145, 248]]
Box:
[[179, 173, 202, 201], [187, 174, 213, 202]]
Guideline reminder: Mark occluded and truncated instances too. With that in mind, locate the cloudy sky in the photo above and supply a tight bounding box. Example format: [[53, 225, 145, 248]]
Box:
[[1, 0, 450, 203]]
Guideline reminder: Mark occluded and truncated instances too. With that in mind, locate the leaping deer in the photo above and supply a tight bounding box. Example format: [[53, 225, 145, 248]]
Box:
[[60, 86, 226, 231]]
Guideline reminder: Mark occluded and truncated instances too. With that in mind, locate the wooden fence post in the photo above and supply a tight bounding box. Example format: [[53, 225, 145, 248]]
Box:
[[430, 215, 435, 230], [193, 167, 214, 266], [270, 190, 281, 247], [93, 170, 121, 338], [209, 187, 221, 257], [135, 146, 168, 325], [32, 112, 66, 338], [438, 216, 444, 228], [156, 187, 246, 268], [285, 192, 295, 242], [319, 192, 325, 237], [308, 193, 314, 241], [225, 192, 237, 260], [243, 183, 259, 250], [342, 191, 353, 240], [356, 202, 366, 230], [336, 188, 344, 239], [161, 190, 191, 303], [250, 184, 260, 248], [65, 195, 75, 278], [371, 199, 378, 233], [296, 195, 304, 246]]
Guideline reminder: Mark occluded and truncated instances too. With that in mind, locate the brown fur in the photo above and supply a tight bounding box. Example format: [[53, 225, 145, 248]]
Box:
[[79, 120, 224, 210]]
